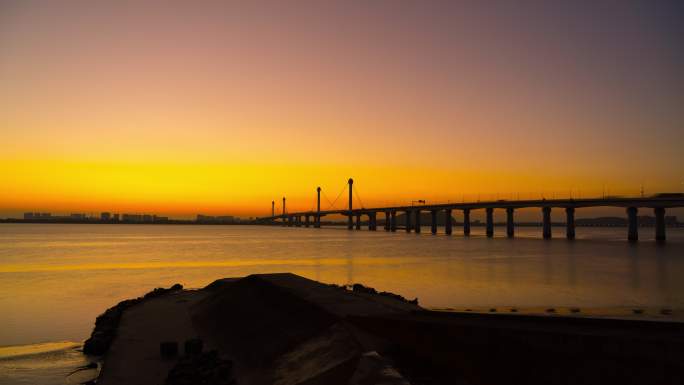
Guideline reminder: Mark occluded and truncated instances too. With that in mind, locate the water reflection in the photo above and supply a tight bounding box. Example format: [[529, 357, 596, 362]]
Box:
[[566, 241, 577, 286], [628, 245, 640, 290], [1, 224, 683, 348]]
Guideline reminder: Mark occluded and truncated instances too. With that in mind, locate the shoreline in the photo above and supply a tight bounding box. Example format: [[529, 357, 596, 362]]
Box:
[[3, 220, 683, 228]]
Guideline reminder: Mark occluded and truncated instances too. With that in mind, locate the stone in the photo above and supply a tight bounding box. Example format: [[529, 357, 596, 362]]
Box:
[[160, 341, 179, 359], [184, 338, 203, 356]]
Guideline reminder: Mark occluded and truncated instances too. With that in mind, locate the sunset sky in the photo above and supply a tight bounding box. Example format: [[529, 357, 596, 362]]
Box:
[[1, 1, 683, 218]]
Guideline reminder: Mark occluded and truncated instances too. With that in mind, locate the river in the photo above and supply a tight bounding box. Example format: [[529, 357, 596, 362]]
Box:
[[1, 223, 683, 384]]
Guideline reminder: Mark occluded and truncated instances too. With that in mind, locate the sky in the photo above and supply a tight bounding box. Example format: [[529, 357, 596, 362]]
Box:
[[1, 0, 683, 218]]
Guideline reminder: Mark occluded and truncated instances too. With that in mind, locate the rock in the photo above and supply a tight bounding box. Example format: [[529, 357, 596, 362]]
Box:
[[184, 338, 203, 356], [349, 351, 410, 385], [165, 350, 235, 385], [352, 283, 377, 294], [160, 341, 179, 359], [349, 283, 418, 305]]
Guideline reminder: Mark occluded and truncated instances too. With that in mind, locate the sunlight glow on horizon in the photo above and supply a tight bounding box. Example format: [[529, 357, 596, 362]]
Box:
[[1, 1, 683, 218]]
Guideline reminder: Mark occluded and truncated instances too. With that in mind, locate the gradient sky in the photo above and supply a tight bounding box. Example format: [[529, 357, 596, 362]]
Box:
[[1, 0, 683, 218]]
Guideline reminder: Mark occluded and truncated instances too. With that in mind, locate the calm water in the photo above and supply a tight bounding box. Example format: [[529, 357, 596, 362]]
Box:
[[1, 223, 683, 383]]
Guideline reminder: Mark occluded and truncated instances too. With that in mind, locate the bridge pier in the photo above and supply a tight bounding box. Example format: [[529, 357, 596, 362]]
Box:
[[486, 208, 494, 237], [542, 207, 552, 239], [627, 207, 638, 242], [268, 192, 682, 242], [414, 210, 421, 233], [506, 208, 514, 238], [463, 209, 471, 236], [430, 210, 437, 234], [565, 207, 575, 240], [655, 207, 666, 242], [445, 209, 452, 235]]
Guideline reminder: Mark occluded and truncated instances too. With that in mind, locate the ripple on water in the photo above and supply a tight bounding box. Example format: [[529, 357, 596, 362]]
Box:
[[0, 341, 98, 385]]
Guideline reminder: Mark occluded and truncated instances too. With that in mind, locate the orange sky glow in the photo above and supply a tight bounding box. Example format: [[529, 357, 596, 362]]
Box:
[[1, 1, 682, 218]]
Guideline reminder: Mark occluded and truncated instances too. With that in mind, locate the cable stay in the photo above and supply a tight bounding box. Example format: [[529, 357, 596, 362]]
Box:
[[321, 190, 335, 209], [353, 185, 366, 209], [327, 184, 347, 210]]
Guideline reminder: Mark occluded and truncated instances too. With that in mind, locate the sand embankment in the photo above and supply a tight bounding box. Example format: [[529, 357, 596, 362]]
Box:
[[96, 289, 207, 385], [92, 273, 684, 385], [95, 273, 417, 385]]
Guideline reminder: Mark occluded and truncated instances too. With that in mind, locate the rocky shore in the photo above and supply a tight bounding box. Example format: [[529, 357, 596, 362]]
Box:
[[86, 274, 684, 385]]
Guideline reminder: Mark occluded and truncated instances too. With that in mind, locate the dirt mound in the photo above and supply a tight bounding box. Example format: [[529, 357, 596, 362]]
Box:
[[192, 275, 339, 367]]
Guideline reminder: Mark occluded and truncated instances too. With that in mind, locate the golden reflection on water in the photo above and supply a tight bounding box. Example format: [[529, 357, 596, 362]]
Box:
[[0, 341, 79, 359], [1, 224, 683, 347]]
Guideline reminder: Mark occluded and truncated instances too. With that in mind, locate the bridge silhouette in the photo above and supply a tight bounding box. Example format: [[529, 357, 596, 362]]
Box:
[[259, 178, 684, 242]]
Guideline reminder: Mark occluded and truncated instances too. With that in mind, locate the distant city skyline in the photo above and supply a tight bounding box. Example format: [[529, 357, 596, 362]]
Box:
[[1, 1, 683, 218], [5, 202, 683, 224]]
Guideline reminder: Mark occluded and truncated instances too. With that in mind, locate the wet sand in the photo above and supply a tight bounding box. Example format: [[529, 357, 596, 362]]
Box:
[[430, 305, 683, 321]]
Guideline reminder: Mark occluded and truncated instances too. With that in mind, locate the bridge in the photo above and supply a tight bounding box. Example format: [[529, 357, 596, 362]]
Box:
[[258, 178, 684, 242]]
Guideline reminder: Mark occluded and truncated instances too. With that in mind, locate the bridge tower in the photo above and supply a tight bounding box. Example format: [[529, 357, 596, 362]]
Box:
[[316, 187, 321, 228], [347, 178, 353, 230], [280, 197, 286, 226]]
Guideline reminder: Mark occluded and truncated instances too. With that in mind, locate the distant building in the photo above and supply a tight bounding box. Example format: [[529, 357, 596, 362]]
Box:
[[101, 212, 111, 221], [24, 212, 52, 220], [196, 214, 212, 223], [120, 214, 161, 223], [70, 213, 87, 220], [217, 216, 235, 223], [122, 214, 143, 223], [196, 215, 236, 224]]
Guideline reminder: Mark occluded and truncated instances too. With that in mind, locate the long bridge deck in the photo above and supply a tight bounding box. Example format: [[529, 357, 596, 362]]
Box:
[[258, 179, 684, 242], [263, 196, 684, 216]]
